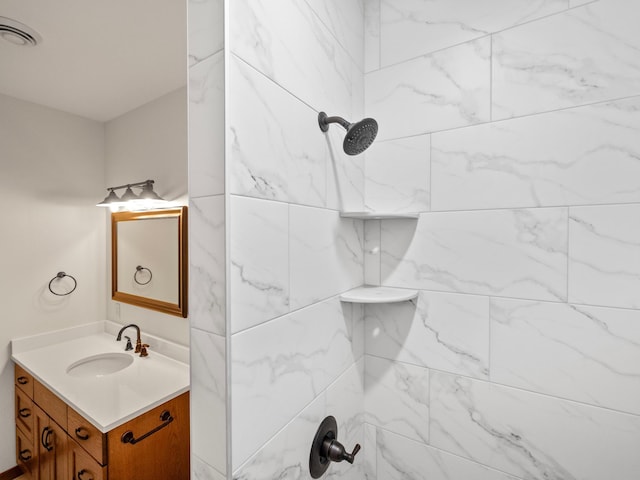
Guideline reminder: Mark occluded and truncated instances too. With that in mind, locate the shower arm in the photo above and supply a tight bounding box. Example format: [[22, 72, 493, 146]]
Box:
[[318, 113, 351, 132]]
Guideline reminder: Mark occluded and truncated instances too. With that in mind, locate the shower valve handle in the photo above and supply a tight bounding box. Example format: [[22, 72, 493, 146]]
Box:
[[324, 438, 361, 464]]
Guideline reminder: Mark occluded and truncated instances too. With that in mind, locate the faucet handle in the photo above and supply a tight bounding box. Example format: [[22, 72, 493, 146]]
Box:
[[123, 336, 133, 351], [140, 344, 150, 357]]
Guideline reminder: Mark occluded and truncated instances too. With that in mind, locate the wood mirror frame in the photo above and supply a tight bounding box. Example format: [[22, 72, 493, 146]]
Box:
[[111, 207, 188, 318]]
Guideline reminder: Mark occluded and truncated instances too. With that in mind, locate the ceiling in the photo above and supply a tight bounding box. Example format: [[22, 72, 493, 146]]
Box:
[[0, 0, 186, 122]]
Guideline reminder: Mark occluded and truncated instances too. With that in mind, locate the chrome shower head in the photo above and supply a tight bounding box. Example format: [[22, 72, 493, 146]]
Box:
[[318, 112, 378, 156]]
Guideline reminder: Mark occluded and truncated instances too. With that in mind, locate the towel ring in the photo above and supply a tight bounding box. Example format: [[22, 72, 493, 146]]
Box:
[[134, 266, 152, 285], [48, 272, 77, 296]]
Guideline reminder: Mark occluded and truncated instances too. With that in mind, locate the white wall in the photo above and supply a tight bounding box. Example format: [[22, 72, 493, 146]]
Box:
[[0, 93, 105, 472], [363, 0, 640, 479], [104, 87, 190, 346]]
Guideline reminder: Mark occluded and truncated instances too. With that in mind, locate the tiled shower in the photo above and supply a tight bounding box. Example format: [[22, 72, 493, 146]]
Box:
[[188, 0, 640, 479]]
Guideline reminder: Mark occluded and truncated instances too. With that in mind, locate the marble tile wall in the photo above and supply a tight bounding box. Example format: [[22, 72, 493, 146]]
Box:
[[363, 0, 640, 479], [188, 0, 227, 478], [228, 0, 366, 477]]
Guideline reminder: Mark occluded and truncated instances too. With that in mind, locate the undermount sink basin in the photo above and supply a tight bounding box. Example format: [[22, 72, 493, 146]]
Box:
[[66, 352, 134, 378]]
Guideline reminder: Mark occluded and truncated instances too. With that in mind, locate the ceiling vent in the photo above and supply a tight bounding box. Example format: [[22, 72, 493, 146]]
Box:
[[0, 16, 41, 46]]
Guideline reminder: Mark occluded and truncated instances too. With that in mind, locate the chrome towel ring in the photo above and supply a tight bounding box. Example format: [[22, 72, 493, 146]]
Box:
[[48, 272, 77, 296], [134, 266, 152, 285]]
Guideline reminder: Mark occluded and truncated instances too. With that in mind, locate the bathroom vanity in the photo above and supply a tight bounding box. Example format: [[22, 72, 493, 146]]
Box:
[[12, 322, 190, 480]]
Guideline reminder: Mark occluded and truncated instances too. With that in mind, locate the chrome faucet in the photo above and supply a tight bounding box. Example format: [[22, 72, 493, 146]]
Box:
[[116, 324, 142, 353]]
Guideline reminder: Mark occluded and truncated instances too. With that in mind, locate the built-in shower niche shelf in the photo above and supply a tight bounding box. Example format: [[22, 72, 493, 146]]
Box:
[[339, 286, 418, 304], [340, 211, 419, 220]]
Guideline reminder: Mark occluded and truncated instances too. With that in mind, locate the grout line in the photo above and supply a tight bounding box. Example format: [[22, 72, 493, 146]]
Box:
[[567, 207, 571, 302], [373, 0, 590, 72], [373, 424, 524, 480], [487, 297, 492, 381], [361, 353, 640, 419], [380, 93, 640, 141], [489, 34, 493, 122]]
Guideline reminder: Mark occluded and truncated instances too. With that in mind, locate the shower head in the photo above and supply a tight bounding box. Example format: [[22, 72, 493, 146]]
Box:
[[318, 112, 378, 156]]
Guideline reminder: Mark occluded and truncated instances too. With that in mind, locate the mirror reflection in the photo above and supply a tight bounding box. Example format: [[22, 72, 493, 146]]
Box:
[[112, 207, 188, 317]]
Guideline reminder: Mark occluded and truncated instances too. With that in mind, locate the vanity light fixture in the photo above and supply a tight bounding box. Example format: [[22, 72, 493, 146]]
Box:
[[96, 179, 168, 210]]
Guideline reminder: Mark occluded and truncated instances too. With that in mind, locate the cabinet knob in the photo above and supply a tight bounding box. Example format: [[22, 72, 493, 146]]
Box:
[[18, 408, 31, 418], [75, 426, 90, 440], [17, 376, 29, 385], [19, 449, 32, 462], [77, 469, 94, 480]]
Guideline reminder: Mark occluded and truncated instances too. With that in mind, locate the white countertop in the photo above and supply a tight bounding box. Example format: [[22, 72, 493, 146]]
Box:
[[11, 321, 190, 433]]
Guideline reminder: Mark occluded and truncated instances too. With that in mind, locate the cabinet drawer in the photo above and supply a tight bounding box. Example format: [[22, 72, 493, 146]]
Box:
[[68, 407, 107, 465], [15, 364, 34, 398], [16, 426, 35, 477], [34, 379, 67, 429], [69, 438, 106, 480], [15, 388, 34, 437], [108, 392, 190, 480]]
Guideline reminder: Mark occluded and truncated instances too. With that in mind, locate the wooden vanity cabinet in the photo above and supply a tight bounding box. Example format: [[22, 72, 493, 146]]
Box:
[[14, 364, 190, 480]]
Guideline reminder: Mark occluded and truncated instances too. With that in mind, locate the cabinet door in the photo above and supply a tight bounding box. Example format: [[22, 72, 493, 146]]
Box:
[[108, 392, 190, 480], [16, 427, 36, 478], [33, 405, 68, 480], [68, 439, 106, 480], [34, 405, 50, 480], [49, 419, 68, 480], [15, 388, 34, 438]]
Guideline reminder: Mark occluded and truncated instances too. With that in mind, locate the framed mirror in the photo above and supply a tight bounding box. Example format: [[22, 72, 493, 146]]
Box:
[[111, 207, 188, 317]]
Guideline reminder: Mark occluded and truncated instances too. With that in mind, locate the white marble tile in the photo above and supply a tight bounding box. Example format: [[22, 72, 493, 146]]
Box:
[[569, 204, 640, 309], [349, 302, 366, 363], [364, 356, 429, 443], [326, 360, 365, 447], [364, 0, 380, 72], [381, 209, 568, 301], [229, 0, 355, 116], [305, 0, 364, 72], [230, 196, 289, 333], [189, 51, 225, 198], [228, 56, 327, 207], [325, 126, 366, 212], [232, 394, 326, 480], [493, 0, 640, 119], [231, 297, 360, 469], [364, 220, 381, 286], [430, 371, 640, 480], [289, 206, 363, 310], [366, 38, 490, 141], [491, 298, 640, 415], [364, 135, 430, 213], [380, 0, 567, 67], [325, 360, 365, 480], [189, 195, 226, 336], [188, 0, 224, 66], [569, 0, 596, 6], [363, 423, 377, 480], [191, 329, 227, 476], [432, 97, 640, 211], [365, 290, 490, 379], [192, 455, 226, 480], [377, 429, 520, 480]]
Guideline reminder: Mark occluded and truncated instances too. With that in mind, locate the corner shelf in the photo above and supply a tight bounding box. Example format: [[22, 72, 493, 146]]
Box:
[[339, 286, 418, 304], [340, 212, 419, 220]]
